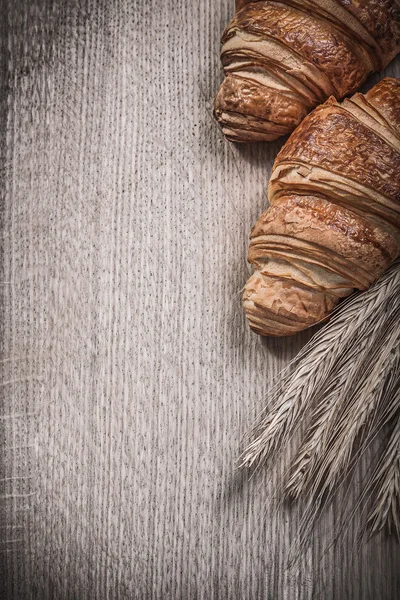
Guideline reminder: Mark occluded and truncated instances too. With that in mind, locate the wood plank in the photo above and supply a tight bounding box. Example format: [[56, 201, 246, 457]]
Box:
[[1, 1, 399, 598]]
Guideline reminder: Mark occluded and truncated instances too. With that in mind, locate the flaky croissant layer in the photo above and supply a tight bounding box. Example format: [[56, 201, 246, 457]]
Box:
[[215, 0, 400, 142], [243, 78, 400, 336]]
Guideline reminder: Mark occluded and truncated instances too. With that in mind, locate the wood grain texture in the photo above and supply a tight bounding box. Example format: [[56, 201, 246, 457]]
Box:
[[0, 1, 399, 598]]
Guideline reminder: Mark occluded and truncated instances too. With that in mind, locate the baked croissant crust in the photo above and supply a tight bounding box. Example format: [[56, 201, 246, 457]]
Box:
[[215, 0, 400, 142], [243, 78, 400, 336]]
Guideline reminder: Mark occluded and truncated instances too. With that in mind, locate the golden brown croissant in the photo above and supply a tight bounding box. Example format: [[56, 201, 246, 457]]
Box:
[[243, 78, 400, 336], [215, 0, 400, 142]]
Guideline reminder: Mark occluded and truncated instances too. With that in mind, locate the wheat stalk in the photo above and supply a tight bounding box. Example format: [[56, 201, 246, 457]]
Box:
[[242, 259, 400, 539], [289, 323, 399, 500]]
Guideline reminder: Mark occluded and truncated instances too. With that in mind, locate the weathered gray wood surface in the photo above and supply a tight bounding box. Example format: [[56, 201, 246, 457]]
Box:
[[1, 1, 400, 598]]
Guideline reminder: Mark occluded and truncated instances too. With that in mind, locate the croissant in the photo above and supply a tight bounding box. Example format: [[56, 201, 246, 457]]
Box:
[[243, 78, 400, 336], [214, 0, 400, 142]]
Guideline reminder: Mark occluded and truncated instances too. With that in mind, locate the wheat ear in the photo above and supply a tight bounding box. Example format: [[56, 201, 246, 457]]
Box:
[[242, 260, 400, 540]]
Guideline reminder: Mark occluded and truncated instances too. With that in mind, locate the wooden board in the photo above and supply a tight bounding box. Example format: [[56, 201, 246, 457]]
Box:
[[1, 1, 399, 598]]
